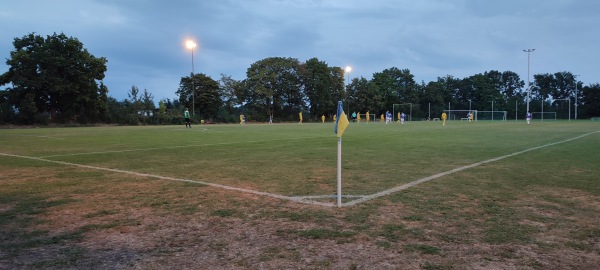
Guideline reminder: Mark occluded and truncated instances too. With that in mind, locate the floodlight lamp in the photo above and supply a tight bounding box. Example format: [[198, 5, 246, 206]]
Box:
[[186, 40, 197, 49]]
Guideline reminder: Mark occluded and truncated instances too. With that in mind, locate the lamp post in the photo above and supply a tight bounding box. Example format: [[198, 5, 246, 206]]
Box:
[[523, 49, 535, 114], [345, 66, 352, 112], [489, 100, 494, 122], [574, 74, 579, 120], [186, 40, 197, 116]]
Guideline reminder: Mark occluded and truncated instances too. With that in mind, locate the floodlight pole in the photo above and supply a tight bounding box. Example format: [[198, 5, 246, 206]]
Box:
[[489, 101, 494, 122], [523, 49, 535, 114], [186, 40, 197, 116], [574, 74, 579, 120], [345, 66, 352, 113]]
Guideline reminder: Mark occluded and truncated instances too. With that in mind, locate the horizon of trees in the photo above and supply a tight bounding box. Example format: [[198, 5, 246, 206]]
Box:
[[2, 33, 599, 125]]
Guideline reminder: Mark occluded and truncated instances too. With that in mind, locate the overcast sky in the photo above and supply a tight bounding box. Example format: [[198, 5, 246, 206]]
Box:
[[1, 0, 598, 102]]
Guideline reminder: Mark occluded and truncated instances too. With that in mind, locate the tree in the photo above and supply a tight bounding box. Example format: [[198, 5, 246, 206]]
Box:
[[245, 57, 304, 121], [371, 67, 417, 110], [128, 85, 142, 114], [301, 58, 342, 118], [219, 74, 244, 113], [581, 83, 600, 118], [0, 32, 108, 124], [142, 89, 155, 111], [347, 77, 378, 114], [176, 73, 221, 120]]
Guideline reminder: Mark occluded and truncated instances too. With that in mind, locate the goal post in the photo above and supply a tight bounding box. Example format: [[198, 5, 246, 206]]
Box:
[[443, 110, 478, 121], [393, 103, 412, 122]]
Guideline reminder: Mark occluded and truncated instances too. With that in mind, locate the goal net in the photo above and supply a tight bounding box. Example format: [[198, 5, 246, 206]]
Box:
[[476, 111, 507, 121], [443, 110, 478, 121], [393, 103, 412, 122], [532, 112, 557, 121], [357, 113, 376, 123]]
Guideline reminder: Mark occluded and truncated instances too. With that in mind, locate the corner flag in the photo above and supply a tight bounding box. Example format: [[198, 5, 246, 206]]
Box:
[[334, 101, 349, 207], [334, 101, 349, 138]]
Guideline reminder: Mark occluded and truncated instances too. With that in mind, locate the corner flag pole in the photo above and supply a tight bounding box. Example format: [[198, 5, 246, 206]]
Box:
[[334, 100, 349, 207], [337, 137, 342, 207]]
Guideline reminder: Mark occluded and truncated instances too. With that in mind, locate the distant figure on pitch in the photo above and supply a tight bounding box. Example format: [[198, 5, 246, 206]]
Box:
[[380, 113, 384, 122], [321, 114, 325, 124], [366, 111, 370, 124], [184, 108, 191, 128], [356, 112, 361, 123], [299, 111, 303, 124], [397, 112, 401, 122], [352, 112, 357, 123], [400, 112, 406, 124], [269, 114, 273, 124], [333, 114, 337, 122], [385, 111, 392, 124], [442, 112, 447, 126], [240, 114, 246, 125], [526, 111, 532, 125], [469, 111, 474, 122]]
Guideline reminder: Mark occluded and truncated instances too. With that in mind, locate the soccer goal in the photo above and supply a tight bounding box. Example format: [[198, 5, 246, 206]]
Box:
[[476, 111, 507, 121], [532, 112, 557, 121], [393, 103, 412, 122], [444, 110, 478, 121], [357, 113, 376, 123]]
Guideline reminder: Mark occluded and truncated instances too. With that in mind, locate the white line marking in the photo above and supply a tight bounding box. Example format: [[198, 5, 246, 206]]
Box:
[[0, 152, 336, 207], [342, 130, 600, 207], [2, 131, 597, 208]]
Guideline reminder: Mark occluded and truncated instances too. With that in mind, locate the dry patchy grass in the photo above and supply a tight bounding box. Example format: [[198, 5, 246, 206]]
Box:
[[1, 163, 599, 270]]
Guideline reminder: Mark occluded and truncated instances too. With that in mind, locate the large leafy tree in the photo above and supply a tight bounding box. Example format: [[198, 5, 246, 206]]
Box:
[[245, 57, 304, 121], [301, 58, 344, 118], [0, 32, 108, 123], [371, 67, 417, 110], [347, 77, 378, 114], [218, 74, 244, 113], [176, 73, 221, 119], [581, 83, 600, 118]]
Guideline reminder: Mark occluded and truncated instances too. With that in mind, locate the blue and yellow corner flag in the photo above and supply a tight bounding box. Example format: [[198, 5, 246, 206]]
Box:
[[334, 101, 349, 138]]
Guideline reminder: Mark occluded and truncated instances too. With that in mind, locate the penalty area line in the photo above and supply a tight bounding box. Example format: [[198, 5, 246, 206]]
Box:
[[343, 130, 600, 207], [0, 152, 336, 207]]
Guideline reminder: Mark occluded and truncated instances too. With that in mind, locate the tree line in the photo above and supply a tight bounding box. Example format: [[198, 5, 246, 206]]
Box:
[[2, 33, 599, 125]]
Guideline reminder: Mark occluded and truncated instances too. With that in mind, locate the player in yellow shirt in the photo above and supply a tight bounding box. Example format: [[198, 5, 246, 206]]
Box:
[[442, 112, 447, 126], [469, 111, 474, 122], [356, 112, 361, 123], [366, 111, 370, 124], [333, 114, 336, 121], [299, 111, 303, 124], [321, 114, 325, 123], [380, 113, 384, 122]]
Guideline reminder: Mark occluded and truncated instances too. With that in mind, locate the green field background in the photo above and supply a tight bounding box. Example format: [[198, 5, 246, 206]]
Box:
[[1, 121, 599, 197]]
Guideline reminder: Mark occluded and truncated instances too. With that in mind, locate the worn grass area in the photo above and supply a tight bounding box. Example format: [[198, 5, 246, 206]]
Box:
[[1, 121, 599, 269]]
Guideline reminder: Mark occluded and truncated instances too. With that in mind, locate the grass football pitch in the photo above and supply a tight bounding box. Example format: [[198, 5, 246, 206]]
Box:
[[1, 120, 599, 268]]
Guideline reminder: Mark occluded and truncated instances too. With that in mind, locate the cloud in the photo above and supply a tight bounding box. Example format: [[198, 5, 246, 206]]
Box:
[[1, 0, 598, 102]]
